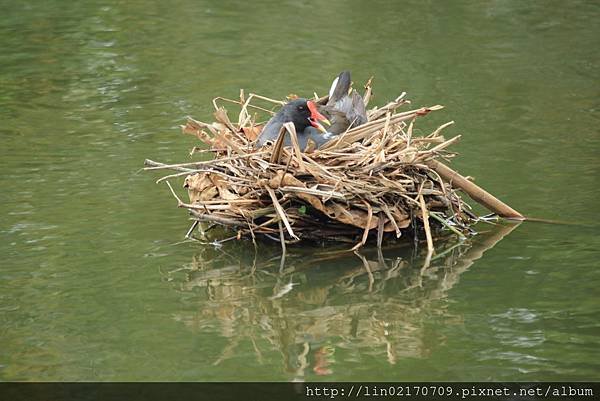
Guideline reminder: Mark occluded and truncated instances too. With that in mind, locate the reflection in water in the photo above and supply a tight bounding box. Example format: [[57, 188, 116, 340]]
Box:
[[166, 223, 519, 380]]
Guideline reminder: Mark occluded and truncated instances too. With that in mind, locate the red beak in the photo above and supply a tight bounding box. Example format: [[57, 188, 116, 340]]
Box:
[[307, 100, 331, 127]]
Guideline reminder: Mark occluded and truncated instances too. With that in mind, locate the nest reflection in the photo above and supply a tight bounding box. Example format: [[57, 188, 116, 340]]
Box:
[[167, 223, 518, 379]]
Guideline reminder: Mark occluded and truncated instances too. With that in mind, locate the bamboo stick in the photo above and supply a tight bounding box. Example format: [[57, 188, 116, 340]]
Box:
[[426, 160, 524, 219]]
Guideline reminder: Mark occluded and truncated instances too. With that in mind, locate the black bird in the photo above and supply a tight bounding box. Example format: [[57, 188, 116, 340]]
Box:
[[255, 98, 330, 149], [319, 70, 368, 137]]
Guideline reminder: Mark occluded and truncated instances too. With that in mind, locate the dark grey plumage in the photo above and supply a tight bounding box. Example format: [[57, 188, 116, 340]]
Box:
[[256, 98, 316, 147]]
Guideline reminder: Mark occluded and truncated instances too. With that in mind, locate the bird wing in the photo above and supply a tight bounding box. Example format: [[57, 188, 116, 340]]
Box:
[[327, 71, 352, 106], [325, 71, 367, 128], [347, 90, 368, 126]]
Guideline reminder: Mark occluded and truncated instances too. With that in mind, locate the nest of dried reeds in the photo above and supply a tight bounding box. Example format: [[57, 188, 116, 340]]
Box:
[[145, 77, 509, 253]]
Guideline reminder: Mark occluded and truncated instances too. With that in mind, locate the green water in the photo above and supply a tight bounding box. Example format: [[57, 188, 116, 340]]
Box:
[[1, 0, 599, 381]]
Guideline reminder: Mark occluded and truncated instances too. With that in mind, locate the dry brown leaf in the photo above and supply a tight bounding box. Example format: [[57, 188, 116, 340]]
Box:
[[181, 122, 214, 146], [304, 138, 317, 153], [268, 171, 326, 212], [327, 203, 379, 230], [390, 208, 410, 228], [213, 108, 237, 133], [241, 125, 262, 141], [210, 175, 239, 200], [184, 173, 218, 202]]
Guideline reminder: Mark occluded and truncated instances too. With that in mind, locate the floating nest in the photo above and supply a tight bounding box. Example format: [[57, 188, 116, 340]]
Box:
[[145, 78, 522, 252]]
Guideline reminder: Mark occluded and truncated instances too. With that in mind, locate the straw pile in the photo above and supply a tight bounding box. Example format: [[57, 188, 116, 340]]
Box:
[[145, 78, 522, 252]]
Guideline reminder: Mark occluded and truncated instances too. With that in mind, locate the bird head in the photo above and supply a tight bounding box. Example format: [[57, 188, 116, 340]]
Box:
[[282, 98, 329, 134]]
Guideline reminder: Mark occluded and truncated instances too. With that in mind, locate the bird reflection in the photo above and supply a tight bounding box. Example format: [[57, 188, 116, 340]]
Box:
[[166, 223, 519, 380]]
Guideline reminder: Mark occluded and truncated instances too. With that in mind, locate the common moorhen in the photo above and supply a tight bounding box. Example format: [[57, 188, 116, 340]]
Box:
[[255, 98, 330, 148]]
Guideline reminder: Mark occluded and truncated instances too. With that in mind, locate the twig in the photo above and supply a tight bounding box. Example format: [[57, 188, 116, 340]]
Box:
[[266, 186, 299, 241], [278, 221, 287, 267], [352, 201, 373, 251], [165, 181, 184, 206], [185, 220, 199, 239], [377, 211, 385, 249], [429, 212, 466, 239], [418, 191, 434, 255]]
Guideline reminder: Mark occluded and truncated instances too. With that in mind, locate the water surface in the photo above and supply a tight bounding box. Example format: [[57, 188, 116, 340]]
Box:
[[1, 0, 599, 381]]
